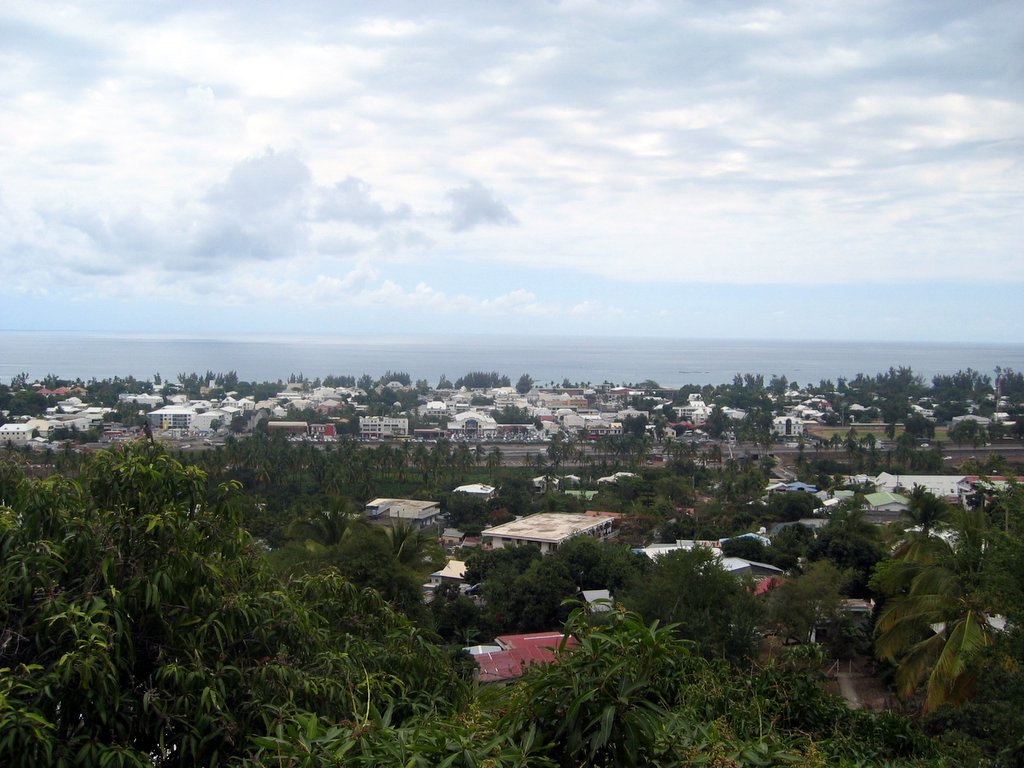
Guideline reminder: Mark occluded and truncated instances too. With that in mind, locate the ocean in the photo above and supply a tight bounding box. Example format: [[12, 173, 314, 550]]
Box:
[[1, 331, 1022, 389]]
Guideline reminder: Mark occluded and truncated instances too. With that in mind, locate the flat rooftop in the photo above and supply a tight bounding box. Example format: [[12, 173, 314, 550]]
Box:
[[366, 498, 438, 510], [483, 512, 615, 543]]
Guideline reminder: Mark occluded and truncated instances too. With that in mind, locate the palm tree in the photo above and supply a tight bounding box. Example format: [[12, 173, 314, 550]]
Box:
[[874, 508, 997, 712], [485, 446, 503, 473], [385, 520, 428, 567], [905, 486, 951, 537], [287, 502, 363, 546]]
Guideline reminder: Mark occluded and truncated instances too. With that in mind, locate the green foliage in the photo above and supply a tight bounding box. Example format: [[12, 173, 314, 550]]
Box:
[[0, 443, 464, 766], [766, 490, 820, 522], [720, 535, 770, 562], [504, 609, 697, 767], [874, 509, 997, 712], [515, 373, 534, 394], [454, 371, 511, 389], [808, 508, 884, 598], [621, 547, 764, 663], [931, 369, 991, 404], [768, 561, 849, 644], [553, 536, 646, 592]]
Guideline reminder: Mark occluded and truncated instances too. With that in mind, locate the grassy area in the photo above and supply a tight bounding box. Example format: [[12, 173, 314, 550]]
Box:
[[806, 423, 950, 443]]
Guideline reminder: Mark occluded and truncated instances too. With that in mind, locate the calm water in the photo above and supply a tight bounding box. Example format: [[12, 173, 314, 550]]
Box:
[[1, 331, 1022, 389]]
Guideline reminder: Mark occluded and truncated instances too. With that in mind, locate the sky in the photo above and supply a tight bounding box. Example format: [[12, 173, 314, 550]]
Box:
[[1, 1, 1021, 342]]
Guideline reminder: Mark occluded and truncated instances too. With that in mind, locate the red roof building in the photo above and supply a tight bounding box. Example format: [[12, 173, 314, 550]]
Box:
[[470, 631, 577, 684]]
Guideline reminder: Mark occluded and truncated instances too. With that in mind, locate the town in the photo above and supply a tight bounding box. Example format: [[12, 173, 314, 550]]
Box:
[[1, 365, 1023, 765]]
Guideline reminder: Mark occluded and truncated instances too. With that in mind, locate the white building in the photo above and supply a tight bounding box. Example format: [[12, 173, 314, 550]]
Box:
[[0, 423, 34, 443], [148, 406, 196, 430], [482, 512, 616, 555], [453, 483, 497, 499], [447, 411, 499, 439], [365, 498, 443, 529], [873, 473, 965, 502], [118, 393, 164, 407], [428, 560, 467, 587], [192, 409, 232, 431], [420, 401, 449, 418], [675, 394, 713, 426], [359, 416, 409, 439], [772, 416, 804, 438]]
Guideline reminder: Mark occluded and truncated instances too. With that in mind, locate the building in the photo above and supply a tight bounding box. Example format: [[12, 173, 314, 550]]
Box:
[[359, 416, 409, 439], [674, 393, 713, 426], [0, 423, 34, 443], [772, 416, 804, 438], [581, 589, 613, 613], [308, 423, 336, 439], [873, 473, 965, 502], [192, 409, 231, 431], [266, 421, 308, 435], [365, 498, 443, 529], [452, 483, 497, 499], [466, 631, 576, 684], [118, 393, 164, 407], [147, 406, 195, 430], [482, 512, 616, 555], [862, 492, 910, 524], [440, 528, 466, 548], [447, 410, 499, 439], [428, 560, 467, 588]]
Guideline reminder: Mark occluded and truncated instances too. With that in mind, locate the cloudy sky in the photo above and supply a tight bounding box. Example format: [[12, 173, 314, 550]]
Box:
[[1, 1, 1021, 342]]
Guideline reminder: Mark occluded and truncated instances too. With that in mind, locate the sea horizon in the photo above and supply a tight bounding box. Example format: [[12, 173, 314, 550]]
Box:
[[2, 329, 1022, 390]]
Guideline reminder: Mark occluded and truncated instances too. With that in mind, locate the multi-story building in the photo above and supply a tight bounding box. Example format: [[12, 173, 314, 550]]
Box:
[[359, 416, 409, 439], [482, 512, 616, 555]]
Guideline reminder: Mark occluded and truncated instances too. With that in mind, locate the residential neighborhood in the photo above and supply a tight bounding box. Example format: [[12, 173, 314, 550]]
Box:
[[2, 364, 1024, 761]]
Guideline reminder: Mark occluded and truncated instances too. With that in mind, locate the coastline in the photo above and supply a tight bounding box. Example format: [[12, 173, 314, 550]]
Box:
[[2, 330, 1022, 389]]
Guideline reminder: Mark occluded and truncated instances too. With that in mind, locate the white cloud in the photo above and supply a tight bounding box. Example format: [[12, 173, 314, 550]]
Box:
[[446, 181, 519, 232], [0, 1, 1020, 339]]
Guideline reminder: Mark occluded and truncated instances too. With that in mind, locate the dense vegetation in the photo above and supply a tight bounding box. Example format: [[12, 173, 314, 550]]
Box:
[[2, 364, 1024, 765], [2, 441, 1023, 766]]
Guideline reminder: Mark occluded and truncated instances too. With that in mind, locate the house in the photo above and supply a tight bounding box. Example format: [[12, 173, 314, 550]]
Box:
[[466, 631, 576, 684], [482, 512, 616, 555], [674, 394, 712, 426], [721, 531, 772, 548], [428, 559, 467, 588], [766, 481, 818, 495], [532, 475, 558, 493], [365, 498, 443, 529], [719, 557, 784, 579], [638, 539, 722, 559], [118, 393, 164, 407], [872, 473, 964, 501], [440, 528, 466, 548], [862, 492, 910, 524], [192, 409, 232, 431], [581, 589, 613, 613], [452, 483, 497, 499], [637, 541, 784, 579], [864, 491, 910, 511]]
